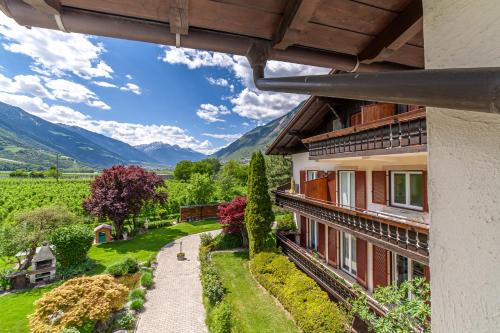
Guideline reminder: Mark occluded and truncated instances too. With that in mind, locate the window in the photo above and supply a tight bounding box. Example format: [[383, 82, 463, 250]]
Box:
[[308, 219, 317, 249], [339, 171, 355, 208], [392, 253, 426, 285], [390, 171, 423, 210], [307, 170, 318, 181], [341, 232, 357, 276]]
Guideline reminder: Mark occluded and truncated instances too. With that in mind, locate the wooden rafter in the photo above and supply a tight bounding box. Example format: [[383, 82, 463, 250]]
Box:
[[358, 0, 423, 64], [273, 0, 321, 50], [22, 0, 61, 16], [169, 0, 189, 35]]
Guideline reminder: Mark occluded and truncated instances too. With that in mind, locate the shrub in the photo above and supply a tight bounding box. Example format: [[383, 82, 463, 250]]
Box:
[[245, 152, 274, 257], [56, 258, 95, 280], [0, 269, 12, 291], [140, 271, 154, 289], [201, 265, 225, 305], [251, 252, 348, 333], [116, 312, 135, 329], [129, 288, 146, 301], [211, 300, 232, 333], [200, 232, 215, 247], [28, 275, 128, 333], [130, 298, 144, 311], [276, 213, 297, 232], [218, 196, 247, 245], [107, 257, 139, 277], [212, 233, 243, 250]]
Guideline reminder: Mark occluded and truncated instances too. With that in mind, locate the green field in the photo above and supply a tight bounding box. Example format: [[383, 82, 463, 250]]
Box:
[[211, 252, 299, 333], [0, 178, 91, 222], [0, 220, 221, 333]]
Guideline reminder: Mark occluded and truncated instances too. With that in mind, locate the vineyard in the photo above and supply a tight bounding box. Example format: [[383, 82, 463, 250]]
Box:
[[0, 179, 91, 223]]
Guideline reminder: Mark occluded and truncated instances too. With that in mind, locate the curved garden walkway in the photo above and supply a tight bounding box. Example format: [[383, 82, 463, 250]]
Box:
[[136, 230, 219, 333]]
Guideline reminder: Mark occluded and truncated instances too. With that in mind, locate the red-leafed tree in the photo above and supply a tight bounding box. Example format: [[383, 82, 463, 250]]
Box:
[[83, 165, 166, 239], [218, 196, 247, 246]]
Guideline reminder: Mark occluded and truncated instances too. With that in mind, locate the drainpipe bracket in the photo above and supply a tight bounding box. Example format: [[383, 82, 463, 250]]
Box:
[[246, 42, 270, 82]]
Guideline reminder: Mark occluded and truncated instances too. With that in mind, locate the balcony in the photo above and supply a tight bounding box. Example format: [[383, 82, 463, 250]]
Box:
[[276, 232, 386, 316], [275, 190, 429, 263], [304, 109, 426, 159]]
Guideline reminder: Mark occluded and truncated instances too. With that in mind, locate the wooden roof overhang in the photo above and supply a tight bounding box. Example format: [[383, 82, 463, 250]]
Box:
[[0, 0, 424, 72]]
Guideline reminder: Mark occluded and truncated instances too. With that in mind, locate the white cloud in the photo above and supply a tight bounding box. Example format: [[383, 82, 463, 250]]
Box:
[[120, 82, 142, 95], [0, 13, 113, 79], [206, 77, 234, 92], [125, 74, 133, 80], [0, 73, 53, 99], [45, 78, 110, 110], [196, 103, 230, 123], [202, 133, 242, 141], [160, 46, 329, 121], [92, 81, 118, 88]]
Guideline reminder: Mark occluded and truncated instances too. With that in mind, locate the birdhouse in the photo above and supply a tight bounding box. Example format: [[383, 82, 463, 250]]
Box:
[[94, 224, 112, 244]]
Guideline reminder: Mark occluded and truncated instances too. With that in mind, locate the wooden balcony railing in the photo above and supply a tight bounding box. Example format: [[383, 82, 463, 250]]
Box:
[[303, 109, 427, 159], [304, 177, 329, 201], [275, 191, 429, 263], [276, 232, 386, 315]]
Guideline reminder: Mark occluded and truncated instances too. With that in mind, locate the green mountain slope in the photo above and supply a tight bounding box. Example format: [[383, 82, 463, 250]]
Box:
[[212, 102, 302, 162]]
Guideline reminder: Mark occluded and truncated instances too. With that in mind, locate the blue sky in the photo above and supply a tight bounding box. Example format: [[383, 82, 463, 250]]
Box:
[[0, 13, 328, 154]]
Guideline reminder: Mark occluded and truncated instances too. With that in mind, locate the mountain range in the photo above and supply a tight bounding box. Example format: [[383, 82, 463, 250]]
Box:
[[0, 100, 298, 170]]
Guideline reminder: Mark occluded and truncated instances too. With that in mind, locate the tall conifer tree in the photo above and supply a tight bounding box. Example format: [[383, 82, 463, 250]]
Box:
[[245, 151, 274, 257]]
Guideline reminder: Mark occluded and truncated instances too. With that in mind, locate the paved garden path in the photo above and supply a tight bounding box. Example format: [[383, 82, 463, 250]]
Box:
[[136, 230, 220, 333]]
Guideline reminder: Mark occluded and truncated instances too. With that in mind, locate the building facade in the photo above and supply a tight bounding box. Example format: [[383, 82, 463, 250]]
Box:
[[267, 97, 430, 314]]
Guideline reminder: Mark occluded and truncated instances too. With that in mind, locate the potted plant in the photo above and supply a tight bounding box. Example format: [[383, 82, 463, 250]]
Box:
[[177, 241, 185, 261]]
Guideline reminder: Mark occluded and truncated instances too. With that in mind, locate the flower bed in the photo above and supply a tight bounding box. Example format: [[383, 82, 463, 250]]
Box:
[[250, 252, 349, 333]]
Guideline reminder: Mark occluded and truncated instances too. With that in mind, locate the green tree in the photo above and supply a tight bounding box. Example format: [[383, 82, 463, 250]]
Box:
[[0, 206, 81, 270], [49, 224, 94, 268], [188, 173, 215, 204], [174, 160, 194, 181], [215, 173, 244, 202], [245, 151, 274, 257], [350, 278, 431, 333], [193, 158, 221, 176], [265, 155, 292, 190], [45, 165, 61, 179], [221, 160, 248, 185]]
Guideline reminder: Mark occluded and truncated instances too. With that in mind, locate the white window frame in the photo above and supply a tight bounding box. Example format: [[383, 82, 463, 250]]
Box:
[[390, 171, 423, 210], [392, 253, 425, 285], [308, 219, 318, 250], [341, 231, 357, 277], [339, 170, 355, 208], [307, 170, 319, 181]]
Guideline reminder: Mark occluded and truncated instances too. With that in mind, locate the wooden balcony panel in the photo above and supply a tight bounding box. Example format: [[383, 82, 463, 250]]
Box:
[[304, 109, 427, 159], [274, 191, 429, 263], [304, 177, 329, 201]]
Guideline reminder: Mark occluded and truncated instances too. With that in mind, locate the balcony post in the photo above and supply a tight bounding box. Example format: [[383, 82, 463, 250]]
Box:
[[423, 1, 500, 332]]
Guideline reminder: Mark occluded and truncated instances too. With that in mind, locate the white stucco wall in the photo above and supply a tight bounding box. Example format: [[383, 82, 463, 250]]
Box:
[[423, 1, 500, 331]]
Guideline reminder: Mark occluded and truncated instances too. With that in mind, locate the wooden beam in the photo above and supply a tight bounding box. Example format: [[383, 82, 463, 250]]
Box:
[[169, 0, 189, 35], [22, 0, 61, 16], [358, 0, 423, 64], [273, 0, 321, 50]]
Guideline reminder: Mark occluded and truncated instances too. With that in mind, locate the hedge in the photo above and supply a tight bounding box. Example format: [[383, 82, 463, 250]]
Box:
[[250, 252, 348, 333], [49, 224, 93, 268]]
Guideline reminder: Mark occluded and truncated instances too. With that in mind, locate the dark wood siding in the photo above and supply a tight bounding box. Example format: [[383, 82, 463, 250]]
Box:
[[317, 223, 326, 257], [372, 171, 387, 204], [328, 227, 338, 268], [356, 238, 368, 287], [372, 245, 389, 288], [300, 170, 306, 194], [355, 171, 367, 209], [327, 171, 336, 203], [300, 216, 307, 247]]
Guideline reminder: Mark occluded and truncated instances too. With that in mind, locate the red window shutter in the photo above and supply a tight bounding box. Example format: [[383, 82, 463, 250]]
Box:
[[300, 216, 307, 247], [300, 170, 306, 194], [372, 171, 387, 204], [327, 171, 336, 203], [424, 265, 430, 282], [372, 245, 389, 288], [355, 171, 367, 209], [328, 227, 338, 268], [356, 238, 368, 287], [422, 171, 429, 212], [317, 223, 325, 257]]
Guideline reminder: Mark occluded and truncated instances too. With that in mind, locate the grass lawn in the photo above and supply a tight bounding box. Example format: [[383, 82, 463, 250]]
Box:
[[0, 220, 220, 333], [211, 252, 299, 333]]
